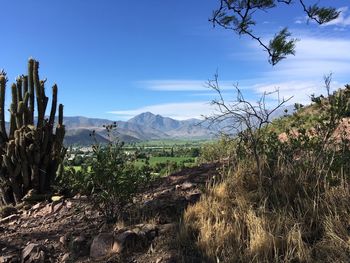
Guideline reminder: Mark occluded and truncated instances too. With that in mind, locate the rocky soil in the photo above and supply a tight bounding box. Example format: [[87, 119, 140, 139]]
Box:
[[0, 163, 220, 263]]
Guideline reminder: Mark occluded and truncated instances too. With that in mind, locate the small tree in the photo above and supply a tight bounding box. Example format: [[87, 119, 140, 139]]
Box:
[[85, 124, 150, 221], [205, 74, 292, 182]]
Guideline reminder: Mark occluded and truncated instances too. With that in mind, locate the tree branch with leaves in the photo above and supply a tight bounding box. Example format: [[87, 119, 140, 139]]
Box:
[[210, 0, 340, 65]]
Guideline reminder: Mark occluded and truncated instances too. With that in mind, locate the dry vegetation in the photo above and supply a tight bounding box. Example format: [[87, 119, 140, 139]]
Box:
[[179, 84, 350, 262]]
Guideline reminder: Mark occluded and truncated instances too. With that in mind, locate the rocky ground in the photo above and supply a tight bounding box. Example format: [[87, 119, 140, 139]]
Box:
[[0, 163, 220, 263]]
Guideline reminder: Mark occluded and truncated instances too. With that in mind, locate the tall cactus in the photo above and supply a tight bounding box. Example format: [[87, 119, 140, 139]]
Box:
[[0, 59, 65, 205]]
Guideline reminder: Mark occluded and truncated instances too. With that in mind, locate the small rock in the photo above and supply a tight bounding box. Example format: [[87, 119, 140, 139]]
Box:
[[181, 182, 195, 190], [113, 230, 147, 253], [90, 233, 114, 259], [65, 201, 72, 209]]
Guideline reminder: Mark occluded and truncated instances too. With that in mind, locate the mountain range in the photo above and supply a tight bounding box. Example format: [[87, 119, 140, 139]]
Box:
[[63, 112, 216, 146], [63, 104, 295, 146]]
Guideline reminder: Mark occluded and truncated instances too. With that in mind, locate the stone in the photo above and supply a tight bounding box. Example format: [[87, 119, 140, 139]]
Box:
[[181, 182, 195, 190], [65, 201, 72, 209], [69, 235, 89, 257], [113, 229, 148, 253], [90, 233, 114, 259], [21, 243, 46, 263]]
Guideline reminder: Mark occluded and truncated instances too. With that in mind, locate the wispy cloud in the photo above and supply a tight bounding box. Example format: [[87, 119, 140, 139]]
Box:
[[137, 79, 238, 91], [254, 80, 343, 105], [108, 101, 215, 120], [262, 37, 350, 81], [241, 35, 350, 105]]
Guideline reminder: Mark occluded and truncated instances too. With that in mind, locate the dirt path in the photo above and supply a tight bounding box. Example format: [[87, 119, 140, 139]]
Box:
[[0, 163, 220, 263]]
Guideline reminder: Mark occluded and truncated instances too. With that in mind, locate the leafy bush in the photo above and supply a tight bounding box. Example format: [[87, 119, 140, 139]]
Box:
[[199, 135, 236, 163], [57, 124, 151, 221], [87, 138, 150, 220]]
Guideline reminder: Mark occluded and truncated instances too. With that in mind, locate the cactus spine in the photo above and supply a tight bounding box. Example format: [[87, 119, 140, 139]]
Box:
[[0, 59, 65, 205]]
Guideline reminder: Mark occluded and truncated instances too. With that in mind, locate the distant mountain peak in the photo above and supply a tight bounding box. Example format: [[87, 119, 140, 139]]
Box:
[[62, 113, 214, 146]]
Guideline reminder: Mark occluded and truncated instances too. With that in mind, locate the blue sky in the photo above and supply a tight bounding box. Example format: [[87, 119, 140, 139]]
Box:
[[0, 0, 349, 120]]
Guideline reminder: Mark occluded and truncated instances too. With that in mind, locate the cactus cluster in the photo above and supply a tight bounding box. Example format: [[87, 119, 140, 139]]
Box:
[[0, 59, 65, 205]]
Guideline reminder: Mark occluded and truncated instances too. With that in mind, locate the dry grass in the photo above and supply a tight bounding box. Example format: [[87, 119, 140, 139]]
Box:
[[180, 158, 350, 263]]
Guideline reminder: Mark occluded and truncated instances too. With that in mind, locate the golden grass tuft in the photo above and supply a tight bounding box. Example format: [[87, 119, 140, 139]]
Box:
[[180, 159, 350, 263]]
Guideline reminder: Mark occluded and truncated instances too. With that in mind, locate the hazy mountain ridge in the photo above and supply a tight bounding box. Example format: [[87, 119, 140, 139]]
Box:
[[62, 106, 293, 145], [63, 112, 213, 145]]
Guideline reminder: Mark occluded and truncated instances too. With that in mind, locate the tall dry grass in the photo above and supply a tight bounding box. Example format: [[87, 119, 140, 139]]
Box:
[[180, 129, 350, 262]]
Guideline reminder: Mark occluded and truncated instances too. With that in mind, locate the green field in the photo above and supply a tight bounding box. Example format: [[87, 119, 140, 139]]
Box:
[[130, 139, 210, 147], [136, 156, 195, 166]]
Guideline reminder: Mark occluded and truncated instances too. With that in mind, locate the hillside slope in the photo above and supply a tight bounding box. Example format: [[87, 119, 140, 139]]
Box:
[[0, 163, 220, 262]]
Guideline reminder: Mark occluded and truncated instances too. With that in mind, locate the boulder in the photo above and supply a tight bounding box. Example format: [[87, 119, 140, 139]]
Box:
[[69, 235, 89, 258], [113, 230, 140, 253], [89, 233, 114, 259]]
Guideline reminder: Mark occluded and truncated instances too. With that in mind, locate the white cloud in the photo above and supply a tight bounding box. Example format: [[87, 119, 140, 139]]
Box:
[[137, 79, 237, 91], [246, 35, 350, 105], [254, 80, 343, 105], [108, 101, 215, 120], [262, 37, 350, 81], [323, 7, 350, 27], [294, 16, 305, 24]]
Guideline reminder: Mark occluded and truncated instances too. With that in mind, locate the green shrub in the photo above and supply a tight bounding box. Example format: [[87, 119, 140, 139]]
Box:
[[199, 135, 236, 163], [87, 138, 150, 220], [57, 124, 151, 221]]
